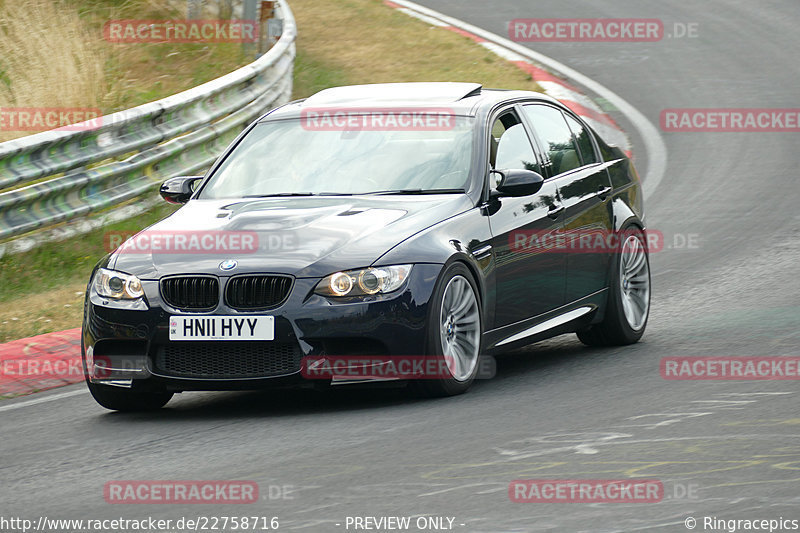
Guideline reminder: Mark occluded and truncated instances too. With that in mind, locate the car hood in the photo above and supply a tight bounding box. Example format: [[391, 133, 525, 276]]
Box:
[[109, 195, 473, 279]]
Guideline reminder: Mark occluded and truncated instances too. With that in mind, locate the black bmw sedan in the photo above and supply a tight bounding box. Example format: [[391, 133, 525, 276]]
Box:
[[82, 82, 650, 410]]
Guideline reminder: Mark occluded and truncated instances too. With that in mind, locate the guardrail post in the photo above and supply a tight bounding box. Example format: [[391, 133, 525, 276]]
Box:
[[265, 2, 283, 52], [259, 1, 276, 54], [187, 0, 204, 19], [243, 0, 259, 57]]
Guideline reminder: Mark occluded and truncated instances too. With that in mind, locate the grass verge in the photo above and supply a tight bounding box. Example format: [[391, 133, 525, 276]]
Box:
[[0, 0, 252, 143], [289, 0, 541, 98]]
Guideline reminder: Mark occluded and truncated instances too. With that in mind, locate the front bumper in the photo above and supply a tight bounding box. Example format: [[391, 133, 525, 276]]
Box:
[[82, 264, 443, 391]]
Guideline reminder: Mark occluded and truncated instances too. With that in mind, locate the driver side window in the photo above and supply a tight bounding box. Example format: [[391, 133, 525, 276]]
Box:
[[490, 112, 542, 187]]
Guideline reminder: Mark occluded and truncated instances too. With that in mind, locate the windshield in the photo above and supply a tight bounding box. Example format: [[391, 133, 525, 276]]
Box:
[[198, 115, 475, 198]]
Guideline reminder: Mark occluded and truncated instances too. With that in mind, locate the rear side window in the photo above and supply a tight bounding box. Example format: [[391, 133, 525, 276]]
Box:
[[521, 105, 581, 176], [564, 114, 598, 165]]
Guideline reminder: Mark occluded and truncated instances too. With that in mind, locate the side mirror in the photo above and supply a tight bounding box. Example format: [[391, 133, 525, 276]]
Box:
[[159, 176, 203, 204], [491, 169, 545, 198]]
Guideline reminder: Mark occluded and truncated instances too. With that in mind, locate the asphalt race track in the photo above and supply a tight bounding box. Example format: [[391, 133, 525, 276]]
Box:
[[1, 1, 799, 531]]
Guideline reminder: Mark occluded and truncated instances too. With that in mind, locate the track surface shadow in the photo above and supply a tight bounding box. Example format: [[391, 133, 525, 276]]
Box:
[[96, 333, 639, 421]]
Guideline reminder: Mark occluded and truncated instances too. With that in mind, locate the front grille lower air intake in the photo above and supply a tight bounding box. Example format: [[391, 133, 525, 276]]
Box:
[[154, 342, 302, 378]]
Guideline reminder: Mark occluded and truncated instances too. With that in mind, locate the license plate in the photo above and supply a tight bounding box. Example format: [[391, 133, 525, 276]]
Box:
[[169, 315, 274, 341]]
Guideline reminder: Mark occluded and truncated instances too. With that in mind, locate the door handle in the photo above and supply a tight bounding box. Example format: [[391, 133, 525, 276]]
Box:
[[547, 204, 565, 219], [596, 186, 612, 199]]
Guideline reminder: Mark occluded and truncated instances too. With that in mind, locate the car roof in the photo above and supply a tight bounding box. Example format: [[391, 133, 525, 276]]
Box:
[[259, 82, 563, 120]]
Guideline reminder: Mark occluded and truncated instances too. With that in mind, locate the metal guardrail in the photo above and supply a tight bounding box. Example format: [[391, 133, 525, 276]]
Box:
[[0, 1, 296, 245]]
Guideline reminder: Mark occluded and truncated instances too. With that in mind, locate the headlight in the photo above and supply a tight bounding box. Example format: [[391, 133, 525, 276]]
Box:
[[315, 265, 413, 297], [93, 268, 145, 300]]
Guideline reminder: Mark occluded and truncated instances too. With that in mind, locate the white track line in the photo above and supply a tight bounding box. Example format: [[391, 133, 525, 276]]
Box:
[[389, 0, 668, 197], [0, 388, 87, 413]]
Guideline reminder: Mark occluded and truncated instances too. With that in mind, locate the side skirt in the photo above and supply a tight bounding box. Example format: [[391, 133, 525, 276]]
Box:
[[483, 289, 607, 353]]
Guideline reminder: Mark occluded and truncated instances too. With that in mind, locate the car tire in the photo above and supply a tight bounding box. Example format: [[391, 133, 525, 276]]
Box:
[[577, 225, 651, 346], [417, 262, 483, 397], [87, 381, 174, 412]]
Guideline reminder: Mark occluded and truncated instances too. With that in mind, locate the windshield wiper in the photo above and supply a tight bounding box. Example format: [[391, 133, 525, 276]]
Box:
[[243, 192, 316, 197], [243, 192, 357, 197], [243, 189, 465, 198], [364, 188, 466, 196]]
